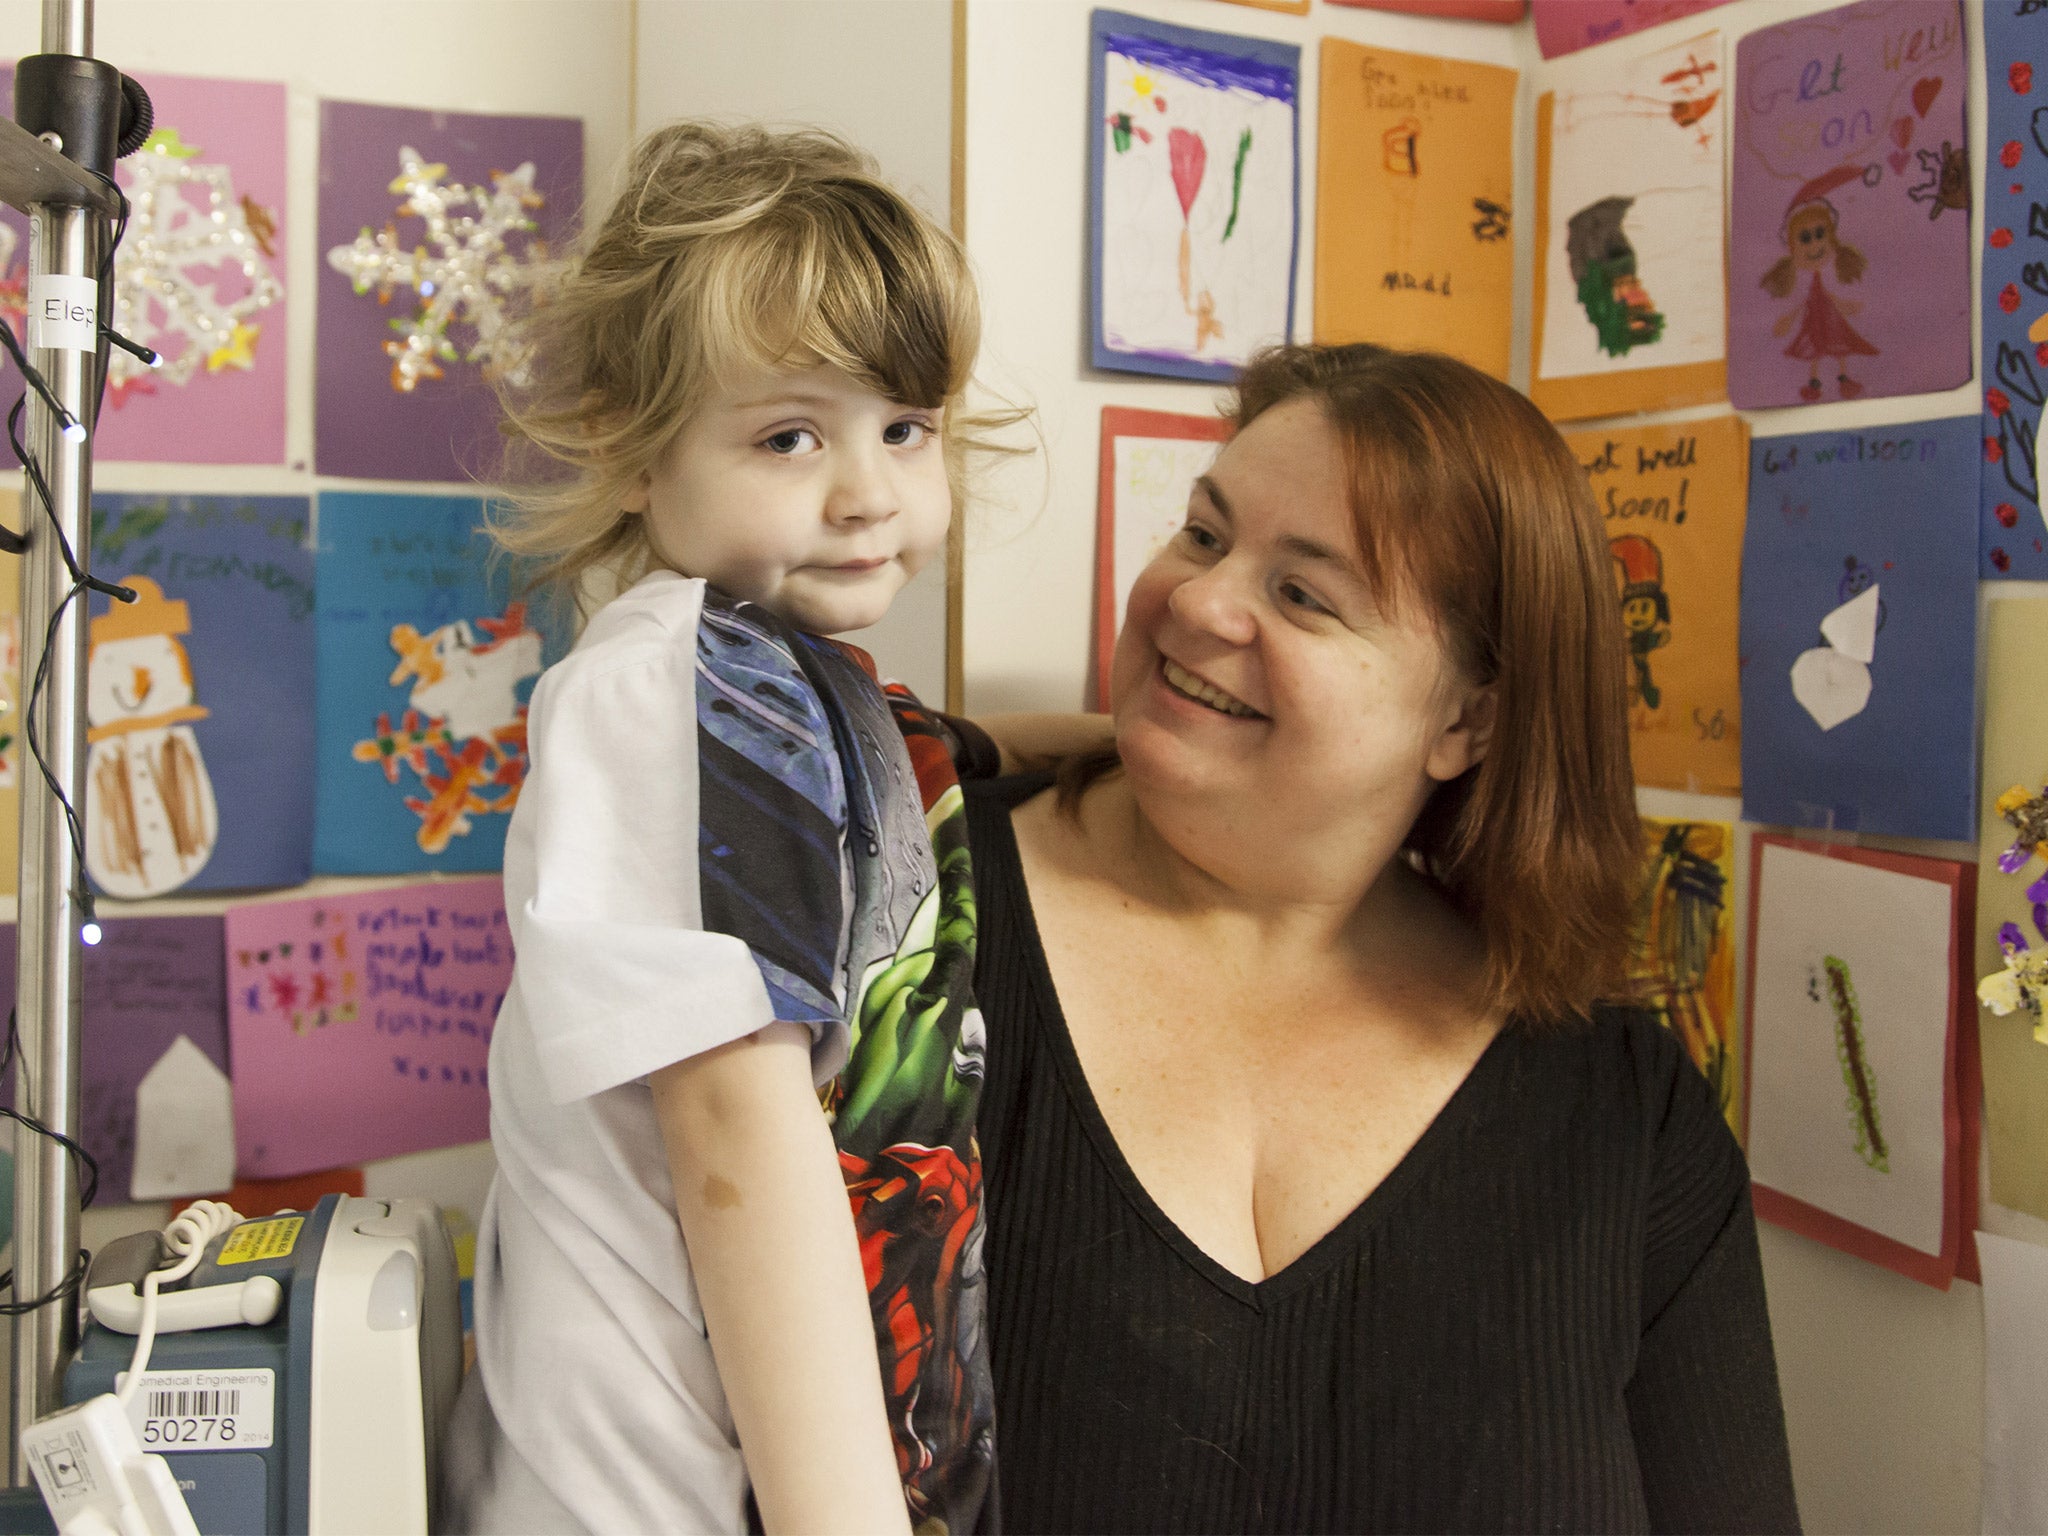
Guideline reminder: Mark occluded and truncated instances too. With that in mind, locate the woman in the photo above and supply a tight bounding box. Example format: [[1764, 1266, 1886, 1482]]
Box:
[[966, 345, 1798, 1533]]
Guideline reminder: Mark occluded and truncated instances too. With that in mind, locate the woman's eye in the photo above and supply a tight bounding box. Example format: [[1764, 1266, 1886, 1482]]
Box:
[[762, 428, 819, 455], [883, 419, 933, 448], [1178, 523, 1222, 552], [1280, 581, 1328, 615]]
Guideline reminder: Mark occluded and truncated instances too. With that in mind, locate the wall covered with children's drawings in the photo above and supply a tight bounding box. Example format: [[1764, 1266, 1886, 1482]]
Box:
[[957, 0, 2048, 1530], [0, 0, 638, 1398]]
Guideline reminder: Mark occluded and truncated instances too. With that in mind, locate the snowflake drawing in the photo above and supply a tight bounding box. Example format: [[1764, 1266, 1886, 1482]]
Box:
[[106, 127, 283, 405], [325, 147, 552, 393]]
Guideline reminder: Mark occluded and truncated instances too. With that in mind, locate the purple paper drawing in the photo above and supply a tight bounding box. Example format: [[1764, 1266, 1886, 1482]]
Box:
[[1980, 0, 2048, 579], [0, 916, 232, 1202], [0, 71, 287, 466], [316, 101, 582, 483], [1729, 0, 1970, 409]]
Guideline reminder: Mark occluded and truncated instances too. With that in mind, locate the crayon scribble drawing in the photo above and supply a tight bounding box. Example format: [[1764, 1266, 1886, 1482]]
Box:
[[1820, 955, 1889, 1170], [1627, 818, 1741, 1133], [1533, 29, 1726, 419], [1747, 836, 1966, 1274], [1729, 0, 1970, 409], [1090, 11, 1298, 381], [351, 602, 543, 855], [1980, 2, 2048, 578]]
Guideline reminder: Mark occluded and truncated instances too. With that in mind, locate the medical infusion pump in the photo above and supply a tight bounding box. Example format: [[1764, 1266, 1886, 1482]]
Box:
[[45, 1193, 460, 1534]]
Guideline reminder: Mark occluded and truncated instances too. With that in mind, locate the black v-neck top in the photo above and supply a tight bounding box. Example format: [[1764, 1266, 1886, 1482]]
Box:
[[966, 777, 1800, 1535]]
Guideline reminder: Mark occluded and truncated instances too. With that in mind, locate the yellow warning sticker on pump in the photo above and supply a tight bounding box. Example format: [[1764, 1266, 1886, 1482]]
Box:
[[216, 1216, 303, 1267]]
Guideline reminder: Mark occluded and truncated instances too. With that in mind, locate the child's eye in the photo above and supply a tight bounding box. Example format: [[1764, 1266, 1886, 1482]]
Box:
[[761, 428, 819, 456], [883, 418, 934, 448], [1177, 522, 1222, 553]]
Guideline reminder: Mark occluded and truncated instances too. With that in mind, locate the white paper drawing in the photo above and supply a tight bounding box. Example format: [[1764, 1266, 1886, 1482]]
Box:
[[84, 577, 218, 898], [1747, 842, 1953, 1257], [130, 1034, 235, 1201], [1112, 435, 1223, 632], [1538, 30, 1727, 383], [1095, 22, 1296, 373]]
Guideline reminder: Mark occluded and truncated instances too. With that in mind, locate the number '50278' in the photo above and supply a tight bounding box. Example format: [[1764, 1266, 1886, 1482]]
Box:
[[143, 1417, 236, 1445]]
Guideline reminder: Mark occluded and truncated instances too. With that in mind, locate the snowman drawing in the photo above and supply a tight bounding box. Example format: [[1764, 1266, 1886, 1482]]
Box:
[[85, 576, 218, 897]]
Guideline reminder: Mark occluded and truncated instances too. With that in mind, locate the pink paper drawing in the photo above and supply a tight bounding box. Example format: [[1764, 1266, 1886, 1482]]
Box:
[[226, 879, 509, 1176]]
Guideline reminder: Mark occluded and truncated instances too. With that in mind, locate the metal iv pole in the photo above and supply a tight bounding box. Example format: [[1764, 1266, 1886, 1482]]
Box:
[[0, 0, 120, 1480]]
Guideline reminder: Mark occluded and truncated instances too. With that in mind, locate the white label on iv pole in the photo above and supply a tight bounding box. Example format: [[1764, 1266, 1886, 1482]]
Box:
[[120, 1368, 276, 1451], [28, 273, 97, 351]]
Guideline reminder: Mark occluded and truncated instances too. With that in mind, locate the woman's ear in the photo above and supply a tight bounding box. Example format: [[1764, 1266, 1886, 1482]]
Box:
[[1425, 683, 1497, 784], [619, 473, 651, 516]]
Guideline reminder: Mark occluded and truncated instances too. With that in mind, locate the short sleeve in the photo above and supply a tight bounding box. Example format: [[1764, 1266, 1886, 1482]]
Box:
[[509, 580, 850, 1103]]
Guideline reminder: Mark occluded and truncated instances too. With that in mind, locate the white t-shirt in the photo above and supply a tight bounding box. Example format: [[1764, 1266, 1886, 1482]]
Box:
[[441, 572, 850, 1534]]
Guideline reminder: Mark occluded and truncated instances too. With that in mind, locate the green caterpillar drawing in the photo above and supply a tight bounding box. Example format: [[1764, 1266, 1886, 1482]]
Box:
[[1823, 956, 1888, 1173]]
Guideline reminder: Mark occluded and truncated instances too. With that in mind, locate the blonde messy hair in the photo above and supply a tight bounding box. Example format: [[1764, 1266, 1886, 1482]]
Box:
[[491, 120, 989, 606]]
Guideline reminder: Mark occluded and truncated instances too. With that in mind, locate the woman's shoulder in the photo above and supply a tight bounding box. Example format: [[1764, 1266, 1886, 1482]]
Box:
[[1497, 1005, 1739, 1161]]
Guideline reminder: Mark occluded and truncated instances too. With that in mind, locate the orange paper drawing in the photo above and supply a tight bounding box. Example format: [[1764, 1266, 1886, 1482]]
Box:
[[1566, 413, 1747, 794], [1315, 40, 1517, 379], [1626, 817, 1741, 1137]]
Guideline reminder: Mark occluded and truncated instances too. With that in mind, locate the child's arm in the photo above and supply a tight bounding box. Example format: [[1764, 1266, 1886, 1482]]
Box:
[[654, 1023, 911, 1536], [939, 710, 1114, 777]]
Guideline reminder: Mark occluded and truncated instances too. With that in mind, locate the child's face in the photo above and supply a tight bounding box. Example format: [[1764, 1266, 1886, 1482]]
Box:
[[1789, 208, 1835, 272], [627, 361, 951, 635]]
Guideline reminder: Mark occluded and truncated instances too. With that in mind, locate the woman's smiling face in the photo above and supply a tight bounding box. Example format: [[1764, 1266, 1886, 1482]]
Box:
[[1107, 396, 1494, 887]]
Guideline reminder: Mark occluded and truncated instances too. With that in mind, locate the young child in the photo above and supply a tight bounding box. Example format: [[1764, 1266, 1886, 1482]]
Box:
[[441, 122, 1000, 1535]]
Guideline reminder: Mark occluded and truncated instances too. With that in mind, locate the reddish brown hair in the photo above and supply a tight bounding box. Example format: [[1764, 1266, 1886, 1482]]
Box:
[[1064, 343, 1639, 1024]]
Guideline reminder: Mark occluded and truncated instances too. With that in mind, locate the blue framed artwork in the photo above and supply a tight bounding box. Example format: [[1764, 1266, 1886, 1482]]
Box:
[[314, 492, 566, 874], [85, 494, 315, 895], [1088, 9, 1299, 382], [1982, 0, 2048, 578], [1739, 417, 1980, 842]]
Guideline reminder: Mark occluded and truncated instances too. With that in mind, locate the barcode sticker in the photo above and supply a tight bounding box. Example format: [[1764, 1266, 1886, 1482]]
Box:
[[121, 1369, 274, 1452]]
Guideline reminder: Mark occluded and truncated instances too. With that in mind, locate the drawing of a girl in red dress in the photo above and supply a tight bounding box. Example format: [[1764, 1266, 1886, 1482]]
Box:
[[1761, 164, 1877, 403]]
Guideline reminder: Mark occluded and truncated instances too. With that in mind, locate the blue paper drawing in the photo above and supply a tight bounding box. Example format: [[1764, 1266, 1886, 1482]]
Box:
[[314, 492, 566, 874], [1981, 0, 2048, 578], [85, 494, 314, 893], [1088, 10, 1299, 382], [1740, 418, 1980, 841]]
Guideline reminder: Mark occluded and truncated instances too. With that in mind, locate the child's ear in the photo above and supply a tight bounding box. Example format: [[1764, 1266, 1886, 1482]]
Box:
[[619, 474, 651, 515]]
